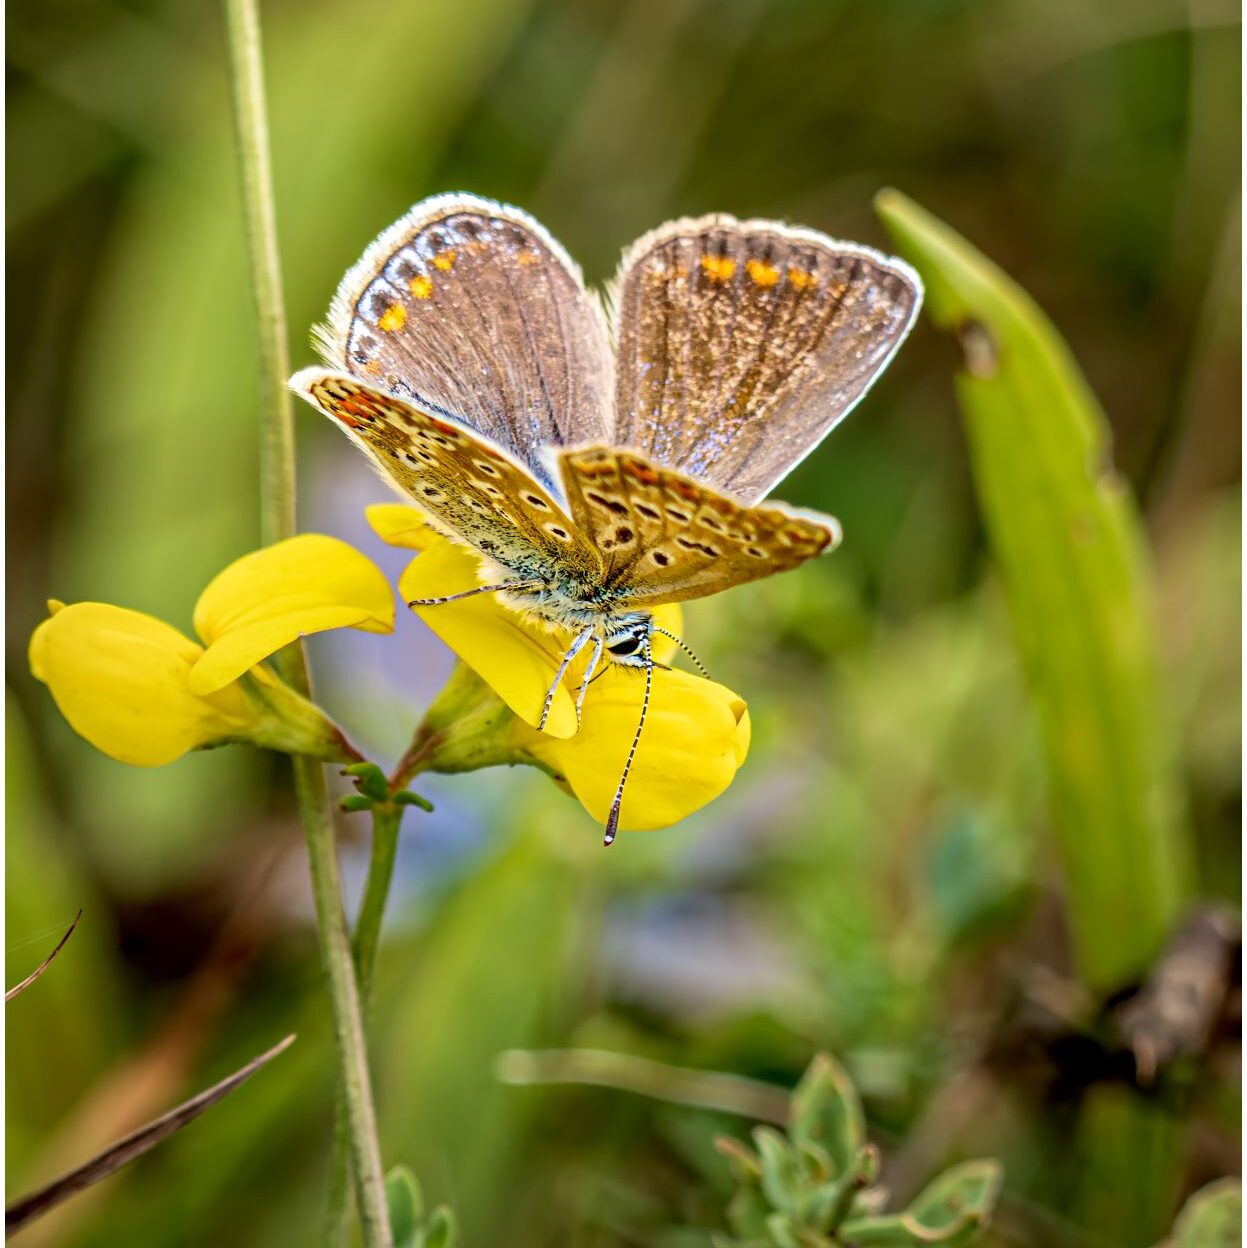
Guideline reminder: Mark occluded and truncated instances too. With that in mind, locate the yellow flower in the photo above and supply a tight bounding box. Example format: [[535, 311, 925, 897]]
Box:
[[368, 505, 751, 832], [30, 534, 394, 767]]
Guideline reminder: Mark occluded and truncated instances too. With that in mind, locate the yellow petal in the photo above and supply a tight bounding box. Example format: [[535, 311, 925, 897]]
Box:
[[366, 503, 436, 551], [525, 667, 751, 832], [189, 534, 394, 694], [29, 603, 255, 767], [399, 540, 581, 738], [649, 603, 684, 665]]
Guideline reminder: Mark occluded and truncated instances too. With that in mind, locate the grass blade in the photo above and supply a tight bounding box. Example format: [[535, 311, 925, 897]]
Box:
[[5, 1034, 295, 1234], [5, 910, 82, 1003]]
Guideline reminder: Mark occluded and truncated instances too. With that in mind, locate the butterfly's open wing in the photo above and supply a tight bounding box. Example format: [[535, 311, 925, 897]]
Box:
[[556, 446, 838, 607], [292, 371, 602, 583], [317, 193, 614, 491], [610, 215, 921, 504]]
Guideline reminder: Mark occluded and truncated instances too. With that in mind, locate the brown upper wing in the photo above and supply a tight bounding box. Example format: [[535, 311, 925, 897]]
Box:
[[555, 446, 839, 608], [610, 215, 921, 505], [316, 194, 614, 492], [292, 370, 602, 584]]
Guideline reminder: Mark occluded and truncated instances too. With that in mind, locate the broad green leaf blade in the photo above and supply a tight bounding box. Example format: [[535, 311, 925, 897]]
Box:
[[876, 189, 1192, 991], [1170, 1178, 1241, 1248]]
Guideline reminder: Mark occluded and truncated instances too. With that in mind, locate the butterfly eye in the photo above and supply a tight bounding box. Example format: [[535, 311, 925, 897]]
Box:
[[607, 635, 641, 657]]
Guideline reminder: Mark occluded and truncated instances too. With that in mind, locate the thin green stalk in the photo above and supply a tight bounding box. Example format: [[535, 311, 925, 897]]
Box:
[[353, 805, 404, 1003], [327, 802, 406, 1245], [222, 1, 391, 1244], [223, 0, 294, 550]]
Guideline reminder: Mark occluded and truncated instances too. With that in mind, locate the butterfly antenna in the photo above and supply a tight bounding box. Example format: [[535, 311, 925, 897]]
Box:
[[604, 637, 652, 847], [408, 579, 539, 607], [650, 626, 710, 679]]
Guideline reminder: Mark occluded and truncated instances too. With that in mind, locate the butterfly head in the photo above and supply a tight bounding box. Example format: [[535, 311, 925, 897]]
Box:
[[603, 614, 652, 668]]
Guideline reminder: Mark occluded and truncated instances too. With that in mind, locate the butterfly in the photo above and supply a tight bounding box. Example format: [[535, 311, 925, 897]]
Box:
[[290, 193, 922, 842]]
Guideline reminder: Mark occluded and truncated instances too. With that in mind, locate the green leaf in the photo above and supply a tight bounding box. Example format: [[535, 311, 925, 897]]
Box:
[[808, 1144, 880, 1233], [339, 794, 374, 813], [788, 1052, 864, 1176], [715, 1135, 763, 1185], [343, 761, 391, 803], [905, 1160, 1002, 1231], [836, 1214, 934, 1245], [1170, 1178, 1241, 1248], [385, 1165, 423, 1248], [838, 1159, 1000, 1245], [763, 1212, 803, 1248], [726, 1184, 774, 1239], [394, 789, 435, 811], [876, 188, 1192, 991], [425, 1205, 459, 1248], [754, 1127, 802, 1215]]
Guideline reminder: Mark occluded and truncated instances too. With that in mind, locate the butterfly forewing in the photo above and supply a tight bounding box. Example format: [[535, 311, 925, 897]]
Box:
[[611, 216, 921, 504], [318, 193, 614, 491], [557, 446, 838, 607], [292, 370, 602, 583]]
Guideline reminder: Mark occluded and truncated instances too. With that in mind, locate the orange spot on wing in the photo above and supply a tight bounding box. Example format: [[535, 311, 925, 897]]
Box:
[[409, 275, 433, 299], [746, 258, 780, 287], [431, 250, 457, 271], [787, 267, 818, 291], [700, 255, 736, 283], [671, 480, 699, 502], [622, 459, 660, 485], [378, 302, 407, 331]]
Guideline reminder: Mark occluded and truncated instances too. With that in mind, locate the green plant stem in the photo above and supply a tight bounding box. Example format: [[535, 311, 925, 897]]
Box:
[[353, 804, 404, 1003], [326, 801, 406, 1246], [222, 1, 391, 1244], [223, 0, 294, 549]]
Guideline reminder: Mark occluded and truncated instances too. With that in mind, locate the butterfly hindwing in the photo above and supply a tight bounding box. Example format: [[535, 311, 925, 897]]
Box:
[[292, 370, 602, 583], [317, 193, 614, 490], [610, 215, 921, 504], [556, 446, 839, 607]]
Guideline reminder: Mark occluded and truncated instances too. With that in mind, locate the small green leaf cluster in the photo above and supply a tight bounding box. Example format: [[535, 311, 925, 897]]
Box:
[[714, 1054, 1001, 1247], [339, 762, 434, 814], [385, 1165, 457, 1248]]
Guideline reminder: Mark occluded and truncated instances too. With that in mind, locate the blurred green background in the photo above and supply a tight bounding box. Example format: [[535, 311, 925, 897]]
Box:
[[6, 0, 1240, 1244]]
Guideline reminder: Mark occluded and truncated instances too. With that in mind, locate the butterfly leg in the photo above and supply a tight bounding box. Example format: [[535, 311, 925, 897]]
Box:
[[538, 625, 594, 733], [408, 579, 540, 607], [603, 636, 653, 848], [572, 634, 605, 730]]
